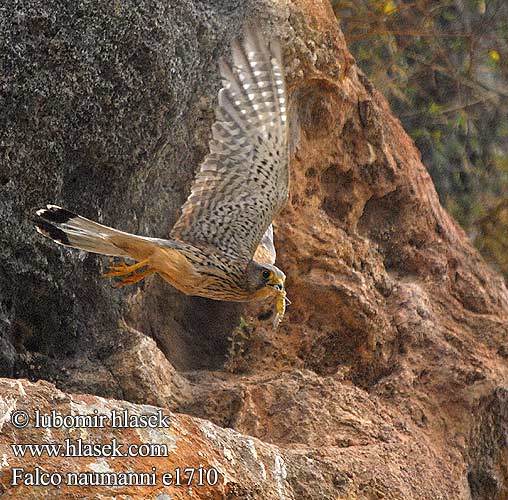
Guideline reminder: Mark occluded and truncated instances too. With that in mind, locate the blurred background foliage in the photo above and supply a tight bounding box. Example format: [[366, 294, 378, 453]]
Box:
[[331, 0, 508, 278]]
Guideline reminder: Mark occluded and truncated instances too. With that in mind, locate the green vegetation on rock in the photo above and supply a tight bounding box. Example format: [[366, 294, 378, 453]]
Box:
[[332, 0, 508, 277]]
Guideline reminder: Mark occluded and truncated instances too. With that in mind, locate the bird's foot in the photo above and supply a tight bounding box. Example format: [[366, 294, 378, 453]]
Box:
[[112, 267, 156, 288], [102, 259, 155, 287]]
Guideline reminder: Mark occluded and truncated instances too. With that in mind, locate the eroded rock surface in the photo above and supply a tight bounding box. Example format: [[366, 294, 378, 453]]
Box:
[[2, 0, 508, 499]]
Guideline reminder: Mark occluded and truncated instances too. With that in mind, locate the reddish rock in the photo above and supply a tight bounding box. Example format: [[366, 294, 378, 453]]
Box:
[[0, 379, 294, 499], [182, 1, 508, 498]]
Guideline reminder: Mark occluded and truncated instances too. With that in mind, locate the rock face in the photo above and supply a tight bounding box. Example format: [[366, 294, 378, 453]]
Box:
[[0, 378, 295, 500], [2, 0, 508, 499]]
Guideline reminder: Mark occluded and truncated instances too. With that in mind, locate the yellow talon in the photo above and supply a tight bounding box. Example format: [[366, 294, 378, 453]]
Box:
[[102, 263, 130, 277], [112, 269, 156, 288], [102, 259, 155, 287], [102, 259, 150, 278]]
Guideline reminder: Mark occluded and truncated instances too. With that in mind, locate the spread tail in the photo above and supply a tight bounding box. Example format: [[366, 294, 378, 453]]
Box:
[[34, 205, 157, 260]]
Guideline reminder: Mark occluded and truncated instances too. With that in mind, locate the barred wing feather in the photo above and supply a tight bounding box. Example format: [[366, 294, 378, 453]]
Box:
[[171, 26, 288, 264]]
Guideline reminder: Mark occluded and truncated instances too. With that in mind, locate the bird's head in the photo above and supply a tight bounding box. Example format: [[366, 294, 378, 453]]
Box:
[[246, 261, 289, 328], [246, 261, 286, 293]]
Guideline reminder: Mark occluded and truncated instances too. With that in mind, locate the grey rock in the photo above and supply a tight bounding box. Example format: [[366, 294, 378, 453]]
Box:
[[468, 387, 508, 500], [0, 0, 285, 396]]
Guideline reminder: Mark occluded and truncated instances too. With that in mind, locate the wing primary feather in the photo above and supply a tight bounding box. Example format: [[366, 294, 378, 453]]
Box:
[[218, 58, 256, 127], [243, 26, 278, 126], [243, 27, 286, 134], [230, 38, 270, 129], [268, 40, 286, 128], [217, 88, 257, 140]]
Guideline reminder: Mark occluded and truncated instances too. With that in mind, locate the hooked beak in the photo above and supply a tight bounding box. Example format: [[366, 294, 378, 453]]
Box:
[[269, 277, 285, 292]]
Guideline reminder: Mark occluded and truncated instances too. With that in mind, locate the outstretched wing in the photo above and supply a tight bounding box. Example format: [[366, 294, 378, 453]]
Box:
[[171, 26, 288, 264]]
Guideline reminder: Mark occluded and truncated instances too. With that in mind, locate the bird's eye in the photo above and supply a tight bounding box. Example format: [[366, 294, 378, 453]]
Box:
[[262, 269, 271, 280]]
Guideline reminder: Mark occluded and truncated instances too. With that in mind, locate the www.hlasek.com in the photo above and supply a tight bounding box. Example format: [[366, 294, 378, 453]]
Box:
[[8, 408, 220, 488]]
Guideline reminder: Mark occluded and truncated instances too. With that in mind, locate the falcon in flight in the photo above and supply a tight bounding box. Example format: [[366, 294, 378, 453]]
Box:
[[35, 26, 290, 327]]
